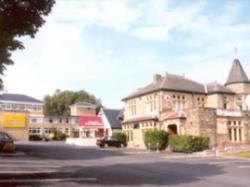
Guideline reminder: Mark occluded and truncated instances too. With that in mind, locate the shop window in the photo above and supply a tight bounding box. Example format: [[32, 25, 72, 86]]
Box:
[[228, 128, 232, 141], [239, 129, 242, 141], [234, 128, 237, 141]]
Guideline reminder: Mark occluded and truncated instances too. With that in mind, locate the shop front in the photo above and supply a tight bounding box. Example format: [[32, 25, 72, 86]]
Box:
[[78, 116, 104, 138]]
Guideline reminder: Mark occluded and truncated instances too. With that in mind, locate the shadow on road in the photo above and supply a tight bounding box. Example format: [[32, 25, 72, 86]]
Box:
[[60, 161, 224, 186], [0, 161, 224, 187], [8, 142, 225, 186], [15, 142, 126, 160]]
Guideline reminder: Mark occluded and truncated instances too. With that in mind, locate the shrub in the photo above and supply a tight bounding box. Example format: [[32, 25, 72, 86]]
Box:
[[144, 129, 168, 151], [112, 131, 127, 145], [49, 129, 67, 141], [169, 135, 209, 153]]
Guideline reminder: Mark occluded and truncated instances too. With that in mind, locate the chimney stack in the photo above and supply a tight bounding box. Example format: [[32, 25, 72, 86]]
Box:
[[153, 74, 162, 83]]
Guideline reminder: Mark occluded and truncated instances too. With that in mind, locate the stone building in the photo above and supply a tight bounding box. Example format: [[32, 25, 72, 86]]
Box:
[[122, 59, 250, 148]]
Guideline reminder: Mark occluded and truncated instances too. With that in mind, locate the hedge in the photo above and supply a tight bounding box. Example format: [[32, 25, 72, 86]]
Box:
[[112, 131, 127, 145], [169, 135, 209, 153], [144, 129, 168, 151]]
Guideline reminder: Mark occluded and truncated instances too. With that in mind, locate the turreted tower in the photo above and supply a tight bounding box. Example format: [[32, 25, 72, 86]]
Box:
[[225, 59, 250, 110]]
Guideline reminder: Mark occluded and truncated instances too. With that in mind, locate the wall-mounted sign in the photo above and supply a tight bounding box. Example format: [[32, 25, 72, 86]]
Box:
[[216, 109, 242, 117], [2, 113, 27, 128], [163, 95, 172, 110]]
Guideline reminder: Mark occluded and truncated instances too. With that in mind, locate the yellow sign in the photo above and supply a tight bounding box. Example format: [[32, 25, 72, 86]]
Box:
[[2, 113, 27, 128]]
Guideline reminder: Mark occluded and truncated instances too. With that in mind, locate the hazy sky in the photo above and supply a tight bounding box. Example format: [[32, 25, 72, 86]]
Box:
[[3, 0, 250, 108]]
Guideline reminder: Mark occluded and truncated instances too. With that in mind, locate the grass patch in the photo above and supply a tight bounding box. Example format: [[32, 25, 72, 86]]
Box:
[[225, 151, 250, 158]]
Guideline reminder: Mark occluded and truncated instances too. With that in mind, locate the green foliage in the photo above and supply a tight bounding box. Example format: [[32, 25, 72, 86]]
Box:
[[112, 132, 127, 145], [169, 135, 210, 153], [0, 0, 55, 88], [49, 129, 67, 141], [144, 129, 168, 151], [44, 89, 101, 116]]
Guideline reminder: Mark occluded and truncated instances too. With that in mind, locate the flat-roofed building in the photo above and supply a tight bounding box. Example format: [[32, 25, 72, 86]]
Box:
[[0, 93, 43, 140], [70, 102, 97, 116]]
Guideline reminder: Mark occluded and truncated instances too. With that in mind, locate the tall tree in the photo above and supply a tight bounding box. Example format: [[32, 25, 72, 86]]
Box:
[[0, 0, 55, 89], [44, 90, 102, 116]]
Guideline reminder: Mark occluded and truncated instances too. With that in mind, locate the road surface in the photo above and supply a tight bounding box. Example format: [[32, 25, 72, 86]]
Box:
[[0, 141, 249, 187]]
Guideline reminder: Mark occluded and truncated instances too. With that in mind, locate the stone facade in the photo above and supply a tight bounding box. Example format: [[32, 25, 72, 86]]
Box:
[[122, 59, 250, 148]]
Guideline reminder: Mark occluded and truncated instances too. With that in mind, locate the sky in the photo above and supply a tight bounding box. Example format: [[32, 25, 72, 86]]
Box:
[[2, 0, 250, 108]]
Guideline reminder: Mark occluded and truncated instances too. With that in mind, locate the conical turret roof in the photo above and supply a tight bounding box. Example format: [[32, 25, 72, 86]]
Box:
[[225, 59, 250, 86]]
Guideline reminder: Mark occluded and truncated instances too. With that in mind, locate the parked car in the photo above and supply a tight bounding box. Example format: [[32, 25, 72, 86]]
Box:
[[96, 136, 126, 148], [29, 134, 49, 141], [0, 132, 15, 153]]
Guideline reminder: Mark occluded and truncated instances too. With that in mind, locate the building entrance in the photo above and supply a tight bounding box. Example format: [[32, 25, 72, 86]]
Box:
[[168, 124, 178, 135]]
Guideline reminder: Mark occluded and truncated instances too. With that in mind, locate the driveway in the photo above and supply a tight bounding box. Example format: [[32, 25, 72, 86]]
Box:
[[0, 141, 250, 186]]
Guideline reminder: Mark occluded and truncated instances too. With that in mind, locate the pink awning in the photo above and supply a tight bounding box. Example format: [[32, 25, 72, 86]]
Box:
[[79, 116, 103, 128]]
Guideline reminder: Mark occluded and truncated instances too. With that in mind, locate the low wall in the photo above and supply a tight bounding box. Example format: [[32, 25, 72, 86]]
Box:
[[66, 138, 97, 146]]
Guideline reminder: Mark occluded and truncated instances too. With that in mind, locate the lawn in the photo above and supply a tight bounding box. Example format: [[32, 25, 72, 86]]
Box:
[[225, 151, 250, 158]]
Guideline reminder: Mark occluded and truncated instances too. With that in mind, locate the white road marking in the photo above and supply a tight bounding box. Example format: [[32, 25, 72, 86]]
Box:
[[0, 170, 57, 174], [238, 165, 250, 169], [0, 177, 97, 183], [209, 160, 250, 165], [0, 160, 50, 164], [0, 164, 60, 168], [161, 155, 214, 160]]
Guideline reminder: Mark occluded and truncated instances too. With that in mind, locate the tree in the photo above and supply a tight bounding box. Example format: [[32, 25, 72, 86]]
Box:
[[44, 90, 102, 116], [0, 0, 55, 89]]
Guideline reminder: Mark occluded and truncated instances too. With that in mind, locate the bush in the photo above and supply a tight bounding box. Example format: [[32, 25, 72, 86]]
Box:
[[49, 129, 67, 141], [169, 135, 209, 153], [144, 129, 168, 151], [112, 132, 127, 145]]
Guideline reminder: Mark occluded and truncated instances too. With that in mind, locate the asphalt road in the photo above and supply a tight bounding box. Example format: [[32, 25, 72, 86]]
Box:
[[0, 141, 250, 187]]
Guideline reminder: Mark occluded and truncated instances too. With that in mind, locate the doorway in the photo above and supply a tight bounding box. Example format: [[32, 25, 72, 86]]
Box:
[[168, 124, 178, 135]]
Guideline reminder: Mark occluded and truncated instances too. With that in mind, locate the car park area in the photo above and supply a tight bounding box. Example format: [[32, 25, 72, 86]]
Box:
[[0, 141, 249, 187]]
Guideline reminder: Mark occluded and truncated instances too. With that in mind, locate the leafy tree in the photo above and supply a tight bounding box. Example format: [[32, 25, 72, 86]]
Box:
[[0, 0, 55, 89], [44, 89, 102, 116]]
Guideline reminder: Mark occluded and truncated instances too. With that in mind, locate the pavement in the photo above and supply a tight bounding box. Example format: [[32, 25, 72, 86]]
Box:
[[0, 141, 250, 186]]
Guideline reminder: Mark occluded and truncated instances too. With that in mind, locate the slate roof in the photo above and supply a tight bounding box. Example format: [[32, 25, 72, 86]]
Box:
[[225, 59, 250, 86], [123, 73, 206, 100], [207, 82, 235, 95], [102, 109, 122, 129], [0, 93, 42, 103]]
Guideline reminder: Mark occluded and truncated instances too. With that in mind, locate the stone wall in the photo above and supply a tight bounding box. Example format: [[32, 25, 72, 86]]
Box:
[[183, 108, 200, 136], [184, 108, 217, 146]]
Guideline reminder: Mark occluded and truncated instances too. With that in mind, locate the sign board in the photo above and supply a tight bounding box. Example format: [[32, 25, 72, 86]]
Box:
[[2, 113, 27, 128], [216, 109, 242, 117], [217, 123, 228, 134], [163, 95, 172, 110]]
